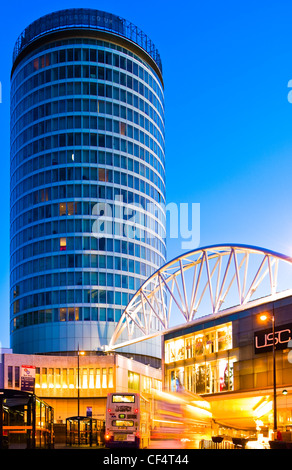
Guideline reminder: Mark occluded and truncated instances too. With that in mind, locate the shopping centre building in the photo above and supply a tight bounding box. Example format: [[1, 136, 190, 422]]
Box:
[[110, 244, 292, 440], [162, 291, 292, 435]]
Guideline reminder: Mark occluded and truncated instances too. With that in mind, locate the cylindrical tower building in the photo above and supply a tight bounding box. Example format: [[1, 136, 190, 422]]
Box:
[[10, 9, 166, 363]]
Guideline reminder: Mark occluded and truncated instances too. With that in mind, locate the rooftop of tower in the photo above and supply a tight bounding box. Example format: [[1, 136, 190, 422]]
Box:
[[12, 8, 162, 74]]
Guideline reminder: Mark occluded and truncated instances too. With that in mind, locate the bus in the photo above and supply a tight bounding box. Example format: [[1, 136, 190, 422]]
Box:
[[105, 393, 150, 448], [150, 389, 213, 448]]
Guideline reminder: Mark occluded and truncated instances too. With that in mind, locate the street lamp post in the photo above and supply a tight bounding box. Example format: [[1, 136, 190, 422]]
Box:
[[272, 306, 277, 436], [260, 304, 277, 438], [77, 346, 85, 445]]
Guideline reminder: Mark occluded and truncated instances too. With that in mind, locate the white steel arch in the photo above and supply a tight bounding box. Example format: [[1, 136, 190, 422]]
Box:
[[108, 244, 292, 350]]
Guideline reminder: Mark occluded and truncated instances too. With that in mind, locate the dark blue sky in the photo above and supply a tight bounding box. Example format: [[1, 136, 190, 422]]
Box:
[[1, 0, 292, 347]]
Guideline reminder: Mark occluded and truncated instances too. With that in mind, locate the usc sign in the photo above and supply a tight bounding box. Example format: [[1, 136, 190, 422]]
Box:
[[254, 323, 292, 354]]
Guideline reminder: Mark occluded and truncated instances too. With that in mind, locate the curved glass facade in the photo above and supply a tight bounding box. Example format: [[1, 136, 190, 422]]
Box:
[[10, 9, 166, 359]]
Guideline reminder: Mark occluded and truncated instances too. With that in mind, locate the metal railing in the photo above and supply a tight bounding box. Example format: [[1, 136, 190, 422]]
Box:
[[12, 8, 162, 73]]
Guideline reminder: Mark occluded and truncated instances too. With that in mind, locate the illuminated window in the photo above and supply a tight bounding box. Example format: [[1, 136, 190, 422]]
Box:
[[67, 202, 77, 216], [142, 376, 151, 393], [195, 365, 205, 394], [128, 371, 140, 390], [96, 368, 101, 388], [153, 379, 162, 391], [60, 237, 67, 251], [108, 367, 113, 388], [55, 369, 61, 388], [82, 368, 88, 389], [219, 359, 234, 392], [62, 369, 68, 388], [185, 366, 193, 391], [164, 322, 232, 364], [48, 368, 54, 388], [120, 122, 126, 135], [33, 58, 39, 70], [89, 368, 94, 389], [42, 368, 47, 388], [13, 300, 19, 314], [205, 332, 215, 354], [69, 369, 74, 388], [194, 335, 204, 356], [35, 368, 40, 388], [98, 168, 106, 181], [185, 338, 193, 359], [59, 203, 66, 216], [102, 368, 107, 388], [168, 339, 184, 362], [75, 307, 80, 321], [60, 308, 66, 321], [217, 327, 232, 351], [170, 368, 184, 392]]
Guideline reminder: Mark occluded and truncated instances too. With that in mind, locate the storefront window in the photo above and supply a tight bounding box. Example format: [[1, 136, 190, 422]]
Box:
[[194, 335, 204, 356], [167, 338, 184, 362], [195, 365, 206, 394], [218, 329, 228, 351], [185, 366, 193, 391], [219, 360, 233, 392], [169, 359, 234, 395], [165, 322, 232, 364], [185, 338, 193, 358], [170, 368, 184, 392], [205, 332, 215, 355]]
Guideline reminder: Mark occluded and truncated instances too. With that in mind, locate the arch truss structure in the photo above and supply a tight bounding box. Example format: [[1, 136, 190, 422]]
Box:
[[108, 244, 292, 350]]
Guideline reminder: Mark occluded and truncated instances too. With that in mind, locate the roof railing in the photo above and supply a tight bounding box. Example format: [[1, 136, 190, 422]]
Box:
[[12, 8, 162, 73]]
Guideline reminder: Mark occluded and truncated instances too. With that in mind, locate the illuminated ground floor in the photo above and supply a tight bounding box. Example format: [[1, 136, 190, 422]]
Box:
[[0, 350, 162, 427], [162, 292, 292, 444]]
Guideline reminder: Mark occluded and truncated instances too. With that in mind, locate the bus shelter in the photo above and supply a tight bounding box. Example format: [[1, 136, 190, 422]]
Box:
[[0, 389, 54, 449], [66, 416, 105, 447]]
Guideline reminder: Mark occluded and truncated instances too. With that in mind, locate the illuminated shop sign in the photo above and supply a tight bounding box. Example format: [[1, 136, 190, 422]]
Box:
[[21, 365, 36, 392], [254, 323, 292, 354]]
